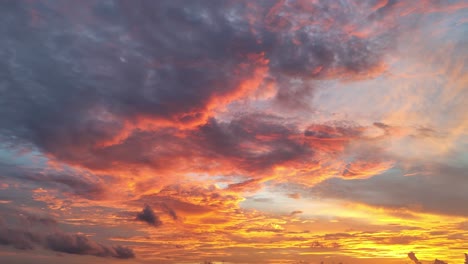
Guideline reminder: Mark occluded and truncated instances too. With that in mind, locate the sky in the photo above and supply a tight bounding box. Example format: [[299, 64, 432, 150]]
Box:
[[0, 0, 467, 263]]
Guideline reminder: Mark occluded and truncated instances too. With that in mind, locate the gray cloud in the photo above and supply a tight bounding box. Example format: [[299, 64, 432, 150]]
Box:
[[0, 163, 107, 199], [0, 227, 41, 250], [311, 165, 468, 216], [0, 221, 134, 259], [54, 114, 316, 174], [0, 0, 395, 170], [136, 205, 162, 227], [45, 232, 135, 259], [0, 209, 135, 259]]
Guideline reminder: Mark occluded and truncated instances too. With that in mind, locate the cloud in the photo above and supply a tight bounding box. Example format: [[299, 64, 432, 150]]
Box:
[[0, 210, 135, 259], [136, 185, 241, 218], [136, 205, 162, 227], [263, 0, 392, 80], [287, 193, 301, 199], [311, 164, 468, 216], [408, 252, 422, 264], [310, 240, 340, 249], [290, 210, 303, 216], [323, 233, 354, 240], [0, 227, 41, 250], [161, 203, 178, 221], [1, 113, 397, 195], [24, 215, 57, 227], [0, 223, 134, 259], [0, 0, 267, 163], [0, 207, 59, 228], [0, 162, 107, 199], [0, 0, 397, 171], [381, 235, 422, 245], [0, 0, 408, 203], [45, 232, 135, 259], [42, 114, 374, 188], [341, 160, 394, 179], [0, 1, 466, 263]]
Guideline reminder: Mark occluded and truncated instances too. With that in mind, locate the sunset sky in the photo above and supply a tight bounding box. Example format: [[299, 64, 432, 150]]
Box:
[[0, 1, 467, 263]]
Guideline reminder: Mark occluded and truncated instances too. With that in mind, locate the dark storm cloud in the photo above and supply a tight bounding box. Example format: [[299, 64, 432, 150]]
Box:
[[0, 0, 396, 170], [312, 165, 468, 216], [136, 205, 162, 227]]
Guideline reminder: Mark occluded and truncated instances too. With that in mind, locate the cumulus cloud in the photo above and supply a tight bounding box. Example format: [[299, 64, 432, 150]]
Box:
[[136, 205, 162, 227]]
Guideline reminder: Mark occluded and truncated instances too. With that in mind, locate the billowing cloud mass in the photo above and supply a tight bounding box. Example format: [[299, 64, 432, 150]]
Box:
[[0, 0, 466, 263]]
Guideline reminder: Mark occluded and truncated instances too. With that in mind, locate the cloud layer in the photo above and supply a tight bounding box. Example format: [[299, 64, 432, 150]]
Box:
[[0, 0, 466, 263]]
